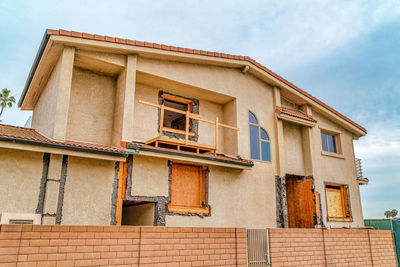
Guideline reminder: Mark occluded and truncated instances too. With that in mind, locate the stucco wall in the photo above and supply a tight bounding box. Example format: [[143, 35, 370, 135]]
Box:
[[62, 156, 115, 225], [311, 111, 364, 227], [130, 156, 276, 228], [31, 56, 62, 138], [0, 148, 43, 214], [283, 121, 305, 176], [66, 67, 116, 145]]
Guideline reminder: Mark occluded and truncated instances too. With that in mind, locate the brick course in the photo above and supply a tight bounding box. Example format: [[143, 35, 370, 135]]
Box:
[[0, 225, 247, 266], [269, 228, 397, 267]]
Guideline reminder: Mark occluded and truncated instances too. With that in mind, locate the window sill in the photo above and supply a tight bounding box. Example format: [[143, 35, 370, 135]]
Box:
[[168, 205, 210, 215], [321, 151, 345, 159], [328, 217, 353, 222]]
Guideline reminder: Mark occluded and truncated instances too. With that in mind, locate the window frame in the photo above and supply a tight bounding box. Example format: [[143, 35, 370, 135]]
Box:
[[167, 162, 210, 216], [320, 128, 343, 156], [324, 182, 352, 222], [158, 91, 199, 141], [249, 111, 271, 163]]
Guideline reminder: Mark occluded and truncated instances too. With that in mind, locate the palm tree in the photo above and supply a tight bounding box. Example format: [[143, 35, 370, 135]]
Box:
[[384, 210, 392, 219], [391, 209, 398, 218], [0, 88, 16, 118]]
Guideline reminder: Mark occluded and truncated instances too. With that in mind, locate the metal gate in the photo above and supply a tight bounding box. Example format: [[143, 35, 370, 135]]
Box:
[[247, 229, 270, 266]]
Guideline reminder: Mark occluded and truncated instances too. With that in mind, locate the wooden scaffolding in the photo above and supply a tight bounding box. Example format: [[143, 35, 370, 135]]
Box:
[[139, 100, 239, 156]]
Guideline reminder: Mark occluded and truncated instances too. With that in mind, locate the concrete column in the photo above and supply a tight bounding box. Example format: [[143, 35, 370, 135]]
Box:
[[273, 86, 286, 177], [53, 46, 75, 141], [122, 55, 137, 141], [113, 55, 137, 146], [300, 104, 317, 177]]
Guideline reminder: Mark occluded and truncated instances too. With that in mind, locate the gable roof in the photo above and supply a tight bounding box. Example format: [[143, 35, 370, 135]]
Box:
[[0, 124, 125, 156], [19, 29, 367, 135]]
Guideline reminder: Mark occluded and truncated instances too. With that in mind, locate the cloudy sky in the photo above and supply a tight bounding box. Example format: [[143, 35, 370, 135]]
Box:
[[1, 0, 399, 218]]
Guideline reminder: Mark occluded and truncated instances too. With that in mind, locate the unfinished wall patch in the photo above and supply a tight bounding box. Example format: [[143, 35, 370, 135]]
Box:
[[124, 155, 168, 226], [55, 155, 68, 224], [35, 153, 50, 215], [110, 161, 119, 225]]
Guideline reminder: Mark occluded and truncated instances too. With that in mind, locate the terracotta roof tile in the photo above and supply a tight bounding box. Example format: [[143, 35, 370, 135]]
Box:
[[0, 124, 125, 155], [275, 106, 317, 123], [45, 29, 366, 134]]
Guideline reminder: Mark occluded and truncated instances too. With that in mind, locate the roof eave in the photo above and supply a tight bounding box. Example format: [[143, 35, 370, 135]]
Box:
[[0, 136, 126, 157], [18, 31, 50, 107]]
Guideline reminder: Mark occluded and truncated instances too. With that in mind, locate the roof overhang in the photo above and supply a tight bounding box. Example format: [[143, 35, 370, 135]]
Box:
[[19, 29, 367, 137], [0, 139, 126, 161], [126, 144, 253, 170]]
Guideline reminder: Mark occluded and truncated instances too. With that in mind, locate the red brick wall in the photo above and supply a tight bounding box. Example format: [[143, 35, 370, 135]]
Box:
[[0, 225, 247, 266], [269, 228, 397, 267]]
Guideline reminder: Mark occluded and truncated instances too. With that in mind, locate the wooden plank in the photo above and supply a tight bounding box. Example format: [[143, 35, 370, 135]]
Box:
[[215, 117, 219, 156], [170, 163, 203, 208], [161, 93, 194, 105], [162, 127, 195, 136], [115, 161, 124, 226], [139, 100, 238, 129], [159, 105, 165, 137], [286, 176, 316, 228], [185, 110, 190, 145], [326, 188, 345, 218]]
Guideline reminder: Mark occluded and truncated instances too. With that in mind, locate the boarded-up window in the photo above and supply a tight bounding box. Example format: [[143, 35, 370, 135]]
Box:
[[168, 163, 209, 215], [325, 183, 351, 221]]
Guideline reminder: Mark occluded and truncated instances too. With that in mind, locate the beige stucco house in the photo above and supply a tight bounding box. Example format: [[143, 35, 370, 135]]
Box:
[[0, 29, 369, 229]]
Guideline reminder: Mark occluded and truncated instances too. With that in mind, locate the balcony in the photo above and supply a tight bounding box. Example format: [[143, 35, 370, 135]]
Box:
[[355, 158, 369, 185]]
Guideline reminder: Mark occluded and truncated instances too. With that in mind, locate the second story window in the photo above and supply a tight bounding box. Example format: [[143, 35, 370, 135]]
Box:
[[249, 111, 271, 162], [321, 132, 337, 153], [159, 92, 198, 140]]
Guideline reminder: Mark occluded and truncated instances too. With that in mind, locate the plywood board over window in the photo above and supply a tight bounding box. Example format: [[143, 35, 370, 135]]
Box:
[[168, 163, 209, 215], [325, 183, 352, 222]]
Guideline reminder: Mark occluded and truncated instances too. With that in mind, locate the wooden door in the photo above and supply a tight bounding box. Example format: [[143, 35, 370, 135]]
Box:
[[286, 175, 316, 228]]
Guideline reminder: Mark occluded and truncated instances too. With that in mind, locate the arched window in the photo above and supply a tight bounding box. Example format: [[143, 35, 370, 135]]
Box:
[[249, 111, 271, 162]]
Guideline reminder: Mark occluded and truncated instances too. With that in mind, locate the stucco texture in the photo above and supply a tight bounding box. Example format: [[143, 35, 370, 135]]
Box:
[[62, 156, 115, 225], [31, 55, 62, 138], [310, 111, 364, 227], [66, 68, 116, 145], [130, 155, 276, 228], [0, 148, 43, 214]]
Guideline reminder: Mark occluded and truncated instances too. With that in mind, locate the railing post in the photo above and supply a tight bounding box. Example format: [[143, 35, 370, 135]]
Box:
[[215, 117, 219, 156], [185, 110, 190, 145], [159, 104, 165, 137]]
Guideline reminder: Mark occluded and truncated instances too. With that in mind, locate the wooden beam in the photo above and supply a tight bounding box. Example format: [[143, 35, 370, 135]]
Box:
[[185, 110, 190, 145], [215, 117, 219, 156], [161, 93, 194, 105], [115, 161, 124, 226], [159, 105, 165, 137], [162, 127, 195, 136]]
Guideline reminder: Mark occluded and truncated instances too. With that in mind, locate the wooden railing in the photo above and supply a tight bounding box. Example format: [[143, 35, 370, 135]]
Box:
[[139, 100, 239, 155]]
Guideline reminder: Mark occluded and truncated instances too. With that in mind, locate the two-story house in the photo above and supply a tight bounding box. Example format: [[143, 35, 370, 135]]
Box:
[[0, 29, 368, 228]]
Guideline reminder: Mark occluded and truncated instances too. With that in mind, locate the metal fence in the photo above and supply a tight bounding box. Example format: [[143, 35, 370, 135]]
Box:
[[247, 229, 270, 267]]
